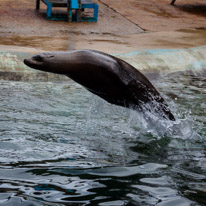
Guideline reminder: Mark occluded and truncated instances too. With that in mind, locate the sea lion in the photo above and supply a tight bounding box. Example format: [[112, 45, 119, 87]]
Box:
[[24, 50, 175, 121]]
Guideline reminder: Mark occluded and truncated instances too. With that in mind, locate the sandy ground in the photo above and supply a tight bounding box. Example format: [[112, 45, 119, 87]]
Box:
[[0, 0, 206, 53]]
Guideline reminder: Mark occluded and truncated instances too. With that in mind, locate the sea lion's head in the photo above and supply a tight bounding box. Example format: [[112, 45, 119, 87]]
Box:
[[24, 51, 86, 75]]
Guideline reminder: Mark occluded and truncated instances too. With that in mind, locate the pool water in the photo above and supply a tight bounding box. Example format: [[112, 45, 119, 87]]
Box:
[[0, 69, 206, 205]]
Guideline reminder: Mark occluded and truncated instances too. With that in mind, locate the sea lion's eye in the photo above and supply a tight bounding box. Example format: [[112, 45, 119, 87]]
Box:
[[32, 55, 43, 62]]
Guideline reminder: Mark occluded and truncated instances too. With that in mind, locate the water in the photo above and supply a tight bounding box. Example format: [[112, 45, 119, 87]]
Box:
[[0, 69, 206, 206]]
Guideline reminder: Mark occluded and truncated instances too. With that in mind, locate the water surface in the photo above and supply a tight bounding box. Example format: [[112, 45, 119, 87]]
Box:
[[0, 69, 206, 205]]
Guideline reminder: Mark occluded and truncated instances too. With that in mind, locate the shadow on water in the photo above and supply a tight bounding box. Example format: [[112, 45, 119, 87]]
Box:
[[0, 67, 206, 205]]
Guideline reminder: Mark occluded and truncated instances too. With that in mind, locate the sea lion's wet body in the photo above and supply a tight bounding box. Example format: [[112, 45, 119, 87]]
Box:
[[24, 50, 175, 121]]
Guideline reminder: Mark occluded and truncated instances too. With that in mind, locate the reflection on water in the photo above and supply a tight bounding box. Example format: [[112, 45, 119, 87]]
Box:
[[0, 69, 206, 205]]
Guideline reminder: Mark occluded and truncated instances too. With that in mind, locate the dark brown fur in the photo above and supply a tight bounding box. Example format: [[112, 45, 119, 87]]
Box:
[[24, 50, 175, 121]]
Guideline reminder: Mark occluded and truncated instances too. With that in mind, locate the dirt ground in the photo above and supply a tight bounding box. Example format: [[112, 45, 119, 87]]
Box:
[[0, 0, 206, 53]]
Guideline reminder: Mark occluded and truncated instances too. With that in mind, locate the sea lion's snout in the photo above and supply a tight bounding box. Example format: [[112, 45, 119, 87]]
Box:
[[24, 55, 44, 68], [23, 58, 31, 67]]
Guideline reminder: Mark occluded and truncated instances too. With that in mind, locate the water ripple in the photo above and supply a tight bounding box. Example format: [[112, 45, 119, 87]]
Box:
[[0, 70, 206, 205]]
